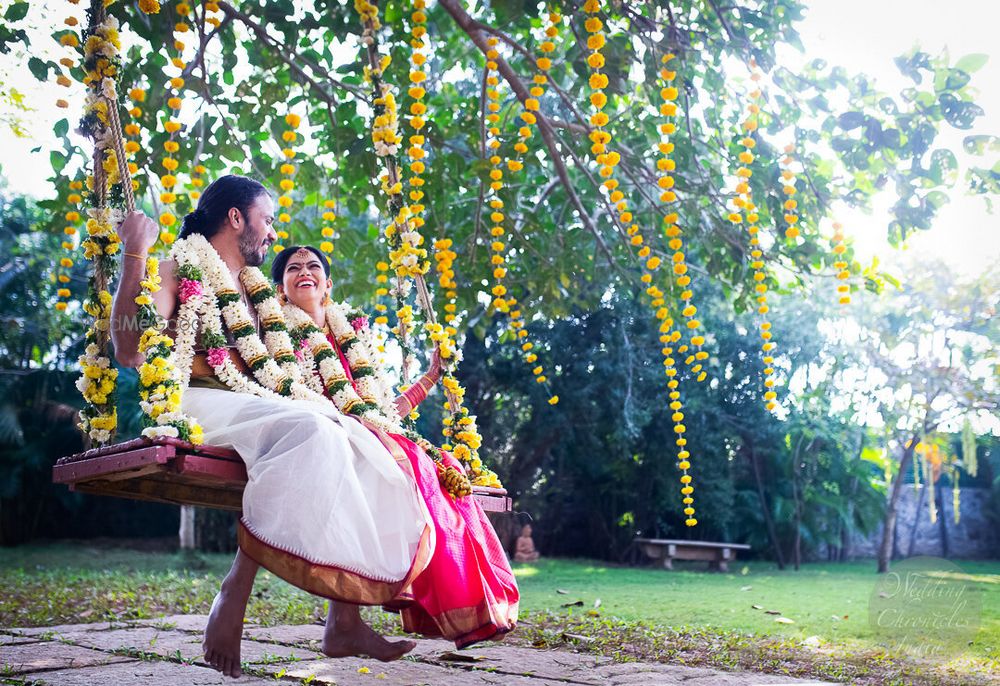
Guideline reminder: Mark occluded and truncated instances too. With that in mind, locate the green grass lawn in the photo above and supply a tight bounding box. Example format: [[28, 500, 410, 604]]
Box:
[[514, 557, 1000, 660], [1, 542, 998, 685]]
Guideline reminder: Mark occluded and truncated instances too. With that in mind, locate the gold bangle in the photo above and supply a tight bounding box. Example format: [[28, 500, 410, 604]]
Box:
[[124, 251, 147, 261]]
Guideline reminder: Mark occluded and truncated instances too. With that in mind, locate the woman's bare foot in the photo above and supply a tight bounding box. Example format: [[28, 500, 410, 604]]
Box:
[[322, 620, 416, 662]]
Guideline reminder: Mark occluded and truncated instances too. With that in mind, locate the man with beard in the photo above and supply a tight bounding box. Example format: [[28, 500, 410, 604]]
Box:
[[111, 175, 433, 678]]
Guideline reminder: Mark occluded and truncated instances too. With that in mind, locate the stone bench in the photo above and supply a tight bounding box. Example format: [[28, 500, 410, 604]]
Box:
[[634, 537, 751, 572]]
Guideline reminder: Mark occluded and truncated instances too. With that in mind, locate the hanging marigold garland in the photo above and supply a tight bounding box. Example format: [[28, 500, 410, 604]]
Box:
[[319, 198, 338, 256], [156, 1, 194, 247], [479, 35, 558, 405], [729, 62, 779, 413], [204, 0, 222, 28], [54, 4, 81, 110], [655, 55, 708, 382], [830, 221, 851, 304], [123, 86, 146, 194], [583, 1, 698, 525], [779, 145, 800, 240], [190, 163, 206, 202], [275, 112, 302, 252], [499, 10, 562, 404], [355, 0, 498, 488], [56, 180, 85, 312]]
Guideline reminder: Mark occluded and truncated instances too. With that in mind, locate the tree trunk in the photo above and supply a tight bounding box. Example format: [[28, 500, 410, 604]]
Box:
[[178, 505, 196, 549], [936, 481, 949, 558], [877, 434, 919, 573], [748, 444, 786, 569], [907, 483, 927, 557]]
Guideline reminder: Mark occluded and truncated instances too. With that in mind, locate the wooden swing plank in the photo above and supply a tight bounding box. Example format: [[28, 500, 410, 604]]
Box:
[[54, 437, 512, 513]]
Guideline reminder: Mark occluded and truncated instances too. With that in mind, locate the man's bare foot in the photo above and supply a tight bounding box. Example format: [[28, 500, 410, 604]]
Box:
[[203, 589, 246, 678], [322, 620, 416, 662]]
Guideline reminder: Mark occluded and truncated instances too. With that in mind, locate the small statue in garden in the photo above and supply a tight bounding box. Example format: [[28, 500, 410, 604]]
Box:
[[514, 524, 540, 562]]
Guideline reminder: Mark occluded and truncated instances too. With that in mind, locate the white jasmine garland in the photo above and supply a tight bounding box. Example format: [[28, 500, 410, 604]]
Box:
[[281, 301, 405, 433], [170, 234, 328, 405]]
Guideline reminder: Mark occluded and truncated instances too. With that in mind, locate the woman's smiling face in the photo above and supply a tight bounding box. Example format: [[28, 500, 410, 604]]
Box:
[[280, 248, 332, 311]]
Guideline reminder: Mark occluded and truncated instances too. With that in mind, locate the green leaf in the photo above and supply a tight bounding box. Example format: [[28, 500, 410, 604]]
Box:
[[939, 93, 984, 130], [27, 56, 48, 81], [4, 2, 28, 21], [837, 112, 864, 131], [53, 118, 68, 139], [955, 53, 989, 74], [962, 135, 1000, 156], [49, 150, 66, 173]]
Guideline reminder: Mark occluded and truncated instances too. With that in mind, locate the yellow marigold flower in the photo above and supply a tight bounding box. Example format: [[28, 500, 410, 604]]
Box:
[[170, 77, 185, 89], [61, 257, 73, 268], [282, 148, 296, 159], [60, 34, 79, 47], [166, 96, 182, 110], [584, 17, 602, 32], [162, 158, 179, 171], [138, 0, 161, 13], [279, 179, 294, 192], [159, 212, 176, 227], [281, 130, 296, 142], [56, 74, 72, 87], [278, 212, 291, 223], [164, 121, 181, 133], [163, 141, 180, 153]]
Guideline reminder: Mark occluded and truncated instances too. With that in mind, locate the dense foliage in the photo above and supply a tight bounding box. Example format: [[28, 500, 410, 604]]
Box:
[[0, 1, 997, 554]]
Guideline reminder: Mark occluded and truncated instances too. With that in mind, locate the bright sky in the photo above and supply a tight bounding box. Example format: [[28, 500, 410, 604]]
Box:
[[788, 0, 1000, 274], [1, 0, 997, 273]]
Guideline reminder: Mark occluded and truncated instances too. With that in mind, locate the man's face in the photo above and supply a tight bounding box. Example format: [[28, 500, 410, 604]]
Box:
[[237, 195, 277, 267]]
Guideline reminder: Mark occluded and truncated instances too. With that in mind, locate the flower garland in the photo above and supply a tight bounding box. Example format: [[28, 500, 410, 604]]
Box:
[[319, 198, 337, 256], [74, 5, 127, 447], [652, 54, 700, 526], [583, 3, 697, 525], [356, 0, 500, 488], [204, 0, 222, 28], [830, 221, 851, 305], [124, 86, 145, 196], [283, 301, 475, 497], [54, 4, 81, 111], [480, 36, 558, 405], [492, 10, 561, 402], [190, 163, 206, 202], [655, 54, 708, 382], [56, 180, 85, 312], [283, 301, 400, 426], [373, 259, 390, 326], [275, 112, 302, 250], [779, 145, 800, 240], [729, 62, 778, 413], [133, 255, 203, 442], [155, 2, 193, 244], [405, 0, 430, 229], [170, 233, 326, 403]]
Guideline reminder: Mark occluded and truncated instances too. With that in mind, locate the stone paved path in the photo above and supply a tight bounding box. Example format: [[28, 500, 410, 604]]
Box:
[[2, 615, 835, 685]]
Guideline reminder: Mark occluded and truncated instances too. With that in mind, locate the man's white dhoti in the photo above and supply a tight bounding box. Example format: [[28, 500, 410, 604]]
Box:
[[182, 387, 434, 603]]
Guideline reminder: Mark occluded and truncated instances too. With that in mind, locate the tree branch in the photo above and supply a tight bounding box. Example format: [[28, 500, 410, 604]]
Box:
[[216, 1, 368, 103], [437, 0, 618, 268]]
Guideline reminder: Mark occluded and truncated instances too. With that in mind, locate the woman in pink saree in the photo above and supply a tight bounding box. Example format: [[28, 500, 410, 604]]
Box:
[[272, 245, 518, 649]]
